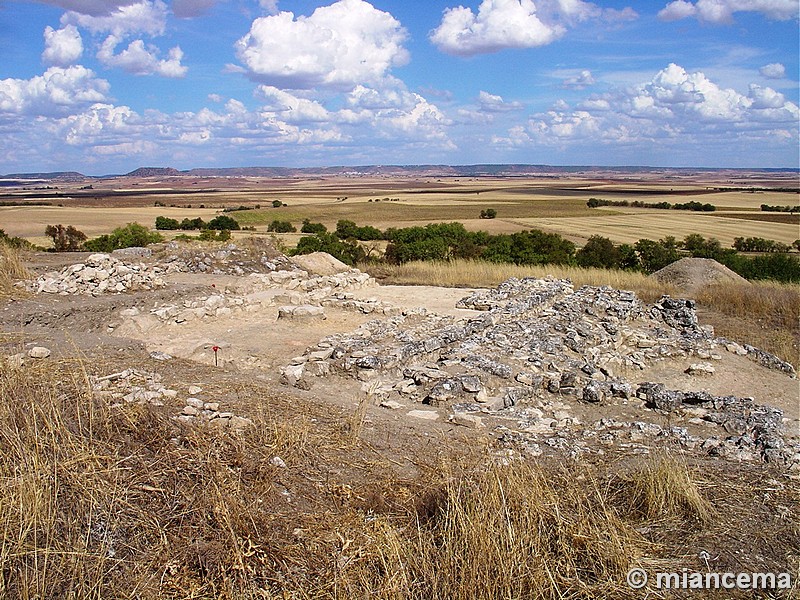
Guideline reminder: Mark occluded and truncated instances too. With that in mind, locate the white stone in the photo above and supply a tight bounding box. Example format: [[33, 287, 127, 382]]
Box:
[[28, 346, 51, 359], [407, 410, 439, 421]]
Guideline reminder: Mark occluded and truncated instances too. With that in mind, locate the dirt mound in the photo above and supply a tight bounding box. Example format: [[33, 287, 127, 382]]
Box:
[[290, 252, 352, 276], [652, 257, 749, 294]]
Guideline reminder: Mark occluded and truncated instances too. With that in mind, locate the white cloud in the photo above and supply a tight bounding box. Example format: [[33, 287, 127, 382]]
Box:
[[42, 25, 83, 66], [0, 66, 109, 116], [97, 35, 188, 77], [430, 0, 564, 56], [477, 90, 523, 112], [61, 102, 138, 145], [507, 63, 799, 150], [257, 86, 331, 122], [430, 0, 637, 56], [759, 62, 786, 79], [61, 0, 168, 36], [235, 0, 409, 89], [658, 0, 798, 23], [561, 69, 595, 89]]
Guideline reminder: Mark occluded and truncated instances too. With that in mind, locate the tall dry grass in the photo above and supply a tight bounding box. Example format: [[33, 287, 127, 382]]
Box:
[[365, 259, 676, 303], [4, 357, 794, 598], [0, 243, 31, 298], [695, 281, 800, 366]]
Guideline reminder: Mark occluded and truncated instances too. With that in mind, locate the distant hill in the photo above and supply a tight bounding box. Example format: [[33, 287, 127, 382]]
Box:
[[1, 171, 86, 181], [125, 167, 183, 178]]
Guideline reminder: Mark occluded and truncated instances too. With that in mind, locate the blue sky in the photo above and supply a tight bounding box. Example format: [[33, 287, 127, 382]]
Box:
[[0, 0, 797, 174]]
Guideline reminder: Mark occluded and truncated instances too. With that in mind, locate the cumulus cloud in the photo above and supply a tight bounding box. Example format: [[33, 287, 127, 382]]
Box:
[[759, 62, 786, 79], [503, 63, 799, 150], [430, 0, 564, 56], [658, 0, 798, 23], [42, 25, 83, 66], [477, 90, 524, 112], [257, 86, 331, 122], [0, 66, 109, 116], [235, 0, 409, 89], [61, 0, 168, 36], [430, 0, 637, 56], [97, 35, 188, 77], [561, 69, 595, 89]]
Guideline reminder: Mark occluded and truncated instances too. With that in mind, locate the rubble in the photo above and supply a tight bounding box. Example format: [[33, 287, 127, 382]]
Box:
[[26, 253, 165, 296], [282, 277, 798, 468]]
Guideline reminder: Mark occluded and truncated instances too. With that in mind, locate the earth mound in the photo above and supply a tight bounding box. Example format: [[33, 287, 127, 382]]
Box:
[[290, 252, 352, 276], [652, 257, 749, 294]]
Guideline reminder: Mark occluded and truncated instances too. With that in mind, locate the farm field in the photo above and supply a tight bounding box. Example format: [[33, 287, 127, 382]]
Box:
[[1, 170, 797, 248]]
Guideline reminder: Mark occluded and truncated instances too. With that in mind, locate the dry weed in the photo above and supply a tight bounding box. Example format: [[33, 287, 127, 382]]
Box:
[[0, 243, 31, 298], [366, 259, 676, 302], [620, 452, 711, 524], [696, 280, 800, 365]]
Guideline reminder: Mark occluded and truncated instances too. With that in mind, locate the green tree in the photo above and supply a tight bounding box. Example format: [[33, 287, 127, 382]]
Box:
[[301, 219, 327, 234], [634, 238, 681, 273], [206, 215, 240, 230], [576, 236, 622, 269], [267, 220, 296, 233], [155, 216, 180, 230]]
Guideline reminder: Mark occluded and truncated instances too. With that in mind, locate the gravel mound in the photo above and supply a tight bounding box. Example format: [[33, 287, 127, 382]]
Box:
[[652, 257, 749, 294]]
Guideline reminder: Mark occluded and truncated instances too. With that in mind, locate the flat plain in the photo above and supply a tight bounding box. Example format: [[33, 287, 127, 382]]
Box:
[[2, 168, 797, 247]]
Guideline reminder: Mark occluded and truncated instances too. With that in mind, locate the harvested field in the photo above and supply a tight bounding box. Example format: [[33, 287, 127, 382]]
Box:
[[520, 211, 800, 246]]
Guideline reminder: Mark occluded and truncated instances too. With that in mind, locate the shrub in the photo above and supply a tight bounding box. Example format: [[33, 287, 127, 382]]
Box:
[[179, 217, 206, 230], [155, 216, 180, 230], [634, 237, 681, 273], [480, 208, 497, 219], [206, 215, 240, 231], [0, 229, 35, 250], [44, 224, 87, 252], [292, 232, 365, 266], [84, 223, 163, 252], [576, 236, 623, 269], [335, 220, 383, 241], [272, 200, 283, 208], [301, 219, 328, 234], [267, 220, 296, 233]]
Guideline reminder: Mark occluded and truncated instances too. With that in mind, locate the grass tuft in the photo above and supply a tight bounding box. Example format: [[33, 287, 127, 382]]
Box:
[[0, 243, 31, 299], [620, 452, 711, 525]]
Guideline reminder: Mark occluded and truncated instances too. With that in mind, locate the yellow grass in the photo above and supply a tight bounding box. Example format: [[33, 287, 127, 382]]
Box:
[[1, 349, 797, 598], [366, 259, 677, 303], [0, 244, 31, 298], [695, 280, 800, 366], [517, 211, 800, 246]]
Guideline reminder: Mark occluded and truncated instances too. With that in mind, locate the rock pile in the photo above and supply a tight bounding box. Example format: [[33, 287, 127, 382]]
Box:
[[281, 277, 798, 468], [27, 253, 165, 296], [116, 266, 383, 331], [158, 242, 294, 275]]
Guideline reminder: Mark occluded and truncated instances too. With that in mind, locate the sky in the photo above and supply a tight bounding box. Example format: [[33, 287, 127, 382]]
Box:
[[0, 0, 798, 174]]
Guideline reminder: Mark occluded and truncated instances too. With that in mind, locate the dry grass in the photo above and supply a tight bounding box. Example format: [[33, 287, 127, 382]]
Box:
[[620, 452, 711, 524], [366, 259, 677, 303], [0, 243, 31, 299], [1, 356, 796, 598], [695, 280, 800, 366]]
